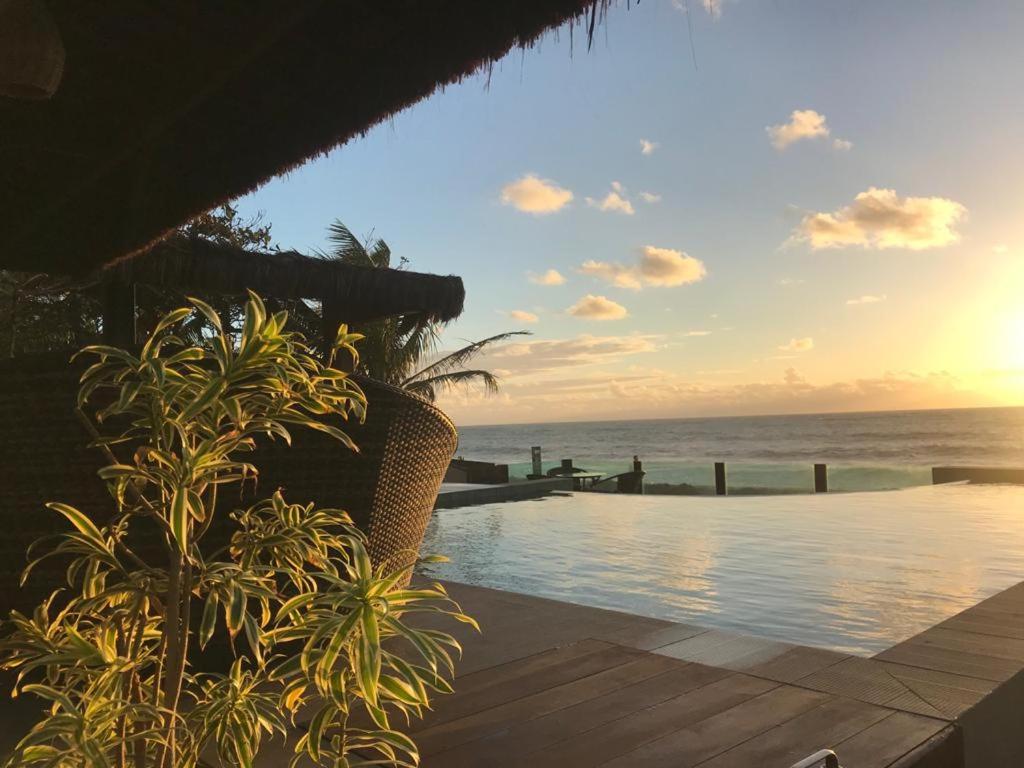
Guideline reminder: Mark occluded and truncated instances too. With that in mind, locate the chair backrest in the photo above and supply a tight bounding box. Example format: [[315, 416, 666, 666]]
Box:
[[0, 355, 457, 615], [246, 374, 458, 575]]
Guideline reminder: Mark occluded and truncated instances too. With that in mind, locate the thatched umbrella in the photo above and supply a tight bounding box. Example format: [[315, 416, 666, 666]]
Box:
[[0, 1, 609, 276], [93, 235, 465, 346]]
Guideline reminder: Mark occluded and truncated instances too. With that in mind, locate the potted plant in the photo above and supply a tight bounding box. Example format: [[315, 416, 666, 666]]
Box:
[[1, 293, 475, 767]]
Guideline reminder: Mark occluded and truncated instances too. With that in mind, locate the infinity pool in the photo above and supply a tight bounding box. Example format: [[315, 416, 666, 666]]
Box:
[[420, 484, 1024, 655]]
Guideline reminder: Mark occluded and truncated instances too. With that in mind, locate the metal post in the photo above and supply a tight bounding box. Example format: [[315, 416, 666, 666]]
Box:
[[714, 462, 727, 496], [814, 463, 828, 493], [531, 446, 542, 477]]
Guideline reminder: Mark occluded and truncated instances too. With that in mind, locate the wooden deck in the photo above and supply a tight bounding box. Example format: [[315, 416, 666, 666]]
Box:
[[401, 579, 1024, 767], [3, 577, 1021, 765]]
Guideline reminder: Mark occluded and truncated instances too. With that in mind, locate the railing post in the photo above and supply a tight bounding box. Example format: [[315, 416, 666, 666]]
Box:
[[531, 446, 542, 477], [814, 463, 828, 493], [714, 462, 727, 496]]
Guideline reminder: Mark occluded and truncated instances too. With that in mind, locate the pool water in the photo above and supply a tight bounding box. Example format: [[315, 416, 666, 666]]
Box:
[[420, 484, 1024, 655]]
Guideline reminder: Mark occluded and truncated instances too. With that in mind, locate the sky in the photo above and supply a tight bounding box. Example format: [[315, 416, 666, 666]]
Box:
[[236, 0, 1024, 425]]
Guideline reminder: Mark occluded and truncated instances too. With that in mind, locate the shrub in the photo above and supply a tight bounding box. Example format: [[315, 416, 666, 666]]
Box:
[[0, 293, 475, 767]]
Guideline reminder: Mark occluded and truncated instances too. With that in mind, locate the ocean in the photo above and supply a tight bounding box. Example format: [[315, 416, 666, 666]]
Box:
[[453, 406, 1024, 493]]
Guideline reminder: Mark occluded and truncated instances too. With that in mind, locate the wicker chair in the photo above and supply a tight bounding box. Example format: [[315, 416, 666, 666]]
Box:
[[0, 354, 457, 617]]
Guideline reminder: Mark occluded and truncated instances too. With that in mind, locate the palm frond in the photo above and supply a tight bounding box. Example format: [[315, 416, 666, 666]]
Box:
[[403, 331, 529, 386], [322, 219, 393, 269], [404, 370, 500, 402]]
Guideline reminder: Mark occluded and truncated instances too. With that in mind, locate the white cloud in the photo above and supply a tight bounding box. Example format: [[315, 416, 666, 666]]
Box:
[[777, 277, 805, 286], [567, 294, 629, 320], [794, 187, 967, 250], [508, 310, 539, 323], [703, 0, 723, 17], [500, 174, 573, 214], [581, 246, 707, 291], [489, 334, 659, 373], [639, 191, 662, 204], [586, 181, 635, 215], [778, 337, 814, 352], [640, 139, 659, 155], [683, 330, 712, 337], [671, 0, 724, 18], [767, 110, 828, 150], [846, 294, 887, 306], [527, 269, 566, 286], [767, 109, 850, 152], [993, 244, 1009, 254]]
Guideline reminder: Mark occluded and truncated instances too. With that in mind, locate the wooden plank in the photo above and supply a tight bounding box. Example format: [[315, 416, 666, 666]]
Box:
[[427, 661, 732, 768], [697, 697, 891, 767], [889, 727, 964, 768], [415, 653, 680, 757], [939, 613, 1024, 641], [876, 641, 1021, 682], [836, 713, 954, 768], [744, 645, 849, 684], [884, 690, 947, 719], [598, 621, 709, 651], [417, 642, 642, 730], [530, 674, 782, 768], [798, 657, 913, 707], [875, 661, 994, 718], [599, 683, 830, 768], [911, 626, 1024, 663], [446, 638, 614, 696]]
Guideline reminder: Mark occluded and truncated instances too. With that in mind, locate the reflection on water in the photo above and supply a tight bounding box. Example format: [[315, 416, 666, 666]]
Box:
[[420, 484, 1024, 655]]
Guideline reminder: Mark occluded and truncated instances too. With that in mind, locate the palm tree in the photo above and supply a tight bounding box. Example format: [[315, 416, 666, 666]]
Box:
[[320, 221, 527, 401]]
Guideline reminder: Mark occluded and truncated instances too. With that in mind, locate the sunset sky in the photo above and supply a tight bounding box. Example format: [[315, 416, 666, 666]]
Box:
[[237, 0, 1024, 425]]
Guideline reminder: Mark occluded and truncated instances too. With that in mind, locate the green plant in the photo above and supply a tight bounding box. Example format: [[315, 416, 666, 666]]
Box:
[[1, 294, 476, 767]]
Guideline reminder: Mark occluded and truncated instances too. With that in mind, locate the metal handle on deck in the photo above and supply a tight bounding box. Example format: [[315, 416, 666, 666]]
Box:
[[790, 750, 840, 768]]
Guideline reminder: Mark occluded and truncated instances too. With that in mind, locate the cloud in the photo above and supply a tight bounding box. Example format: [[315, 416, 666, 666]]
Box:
[[508, 310, 539, 323], [527, 269, 566, 286], [586, 181, 635, 215], [778, 337, 814, 352], [777, 277, 805, 286], [846, 294, 886, 305], [683, 330, 712, 337], [581, 246, 707, 290], [703, 0, 723, 17], [439, 365, 986, 425], [488, 334, 659, 374], [671, 0, 724, 18], [767, 109, 850, 151], [567, 294, 629, 320], [639, 191, 662, 204], [640, 139, 659, 155], [794, 187, 967, 250], [500, 174, 573, 214], [993, 244, 1009, 254]]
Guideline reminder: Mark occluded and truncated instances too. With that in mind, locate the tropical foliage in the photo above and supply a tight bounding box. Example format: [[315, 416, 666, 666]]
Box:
[[321, 221, 527, 401], [0, 294, 475, 767]]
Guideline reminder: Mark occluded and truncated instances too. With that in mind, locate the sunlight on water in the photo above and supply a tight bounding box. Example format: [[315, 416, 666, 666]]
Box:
[[420, 484, 1024, 655]]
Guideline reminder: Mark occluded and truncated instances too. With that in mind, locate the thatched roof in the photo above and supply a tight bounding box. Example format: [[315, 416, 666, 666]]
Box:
[[0, 1, 606, 276], [100, 237, 465, 324]]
